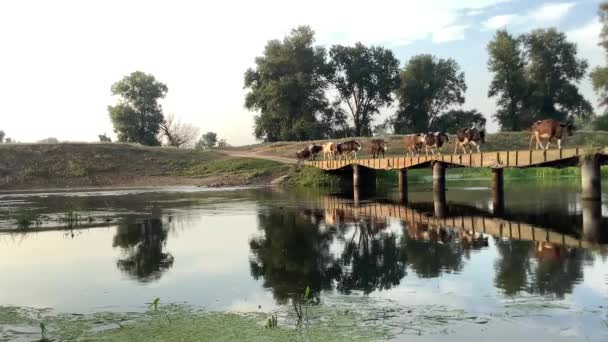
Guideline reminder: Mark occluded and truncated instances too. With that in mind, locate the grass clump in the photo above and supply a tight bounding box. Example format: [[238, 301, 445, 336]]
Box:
[[66, 160, 88, 177], [283, 166, 342, 188], [12, 208, 43, 229]]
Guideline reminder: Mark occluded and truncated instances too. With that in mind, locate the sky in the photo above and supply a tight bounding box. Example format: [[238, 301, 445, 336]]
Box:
[[0, 0, 605, 146]]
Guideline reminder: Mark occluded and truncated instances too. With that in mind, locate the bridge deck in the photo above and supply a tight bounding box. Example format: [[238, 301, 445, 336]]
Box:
[[306, 146, 608, 170]]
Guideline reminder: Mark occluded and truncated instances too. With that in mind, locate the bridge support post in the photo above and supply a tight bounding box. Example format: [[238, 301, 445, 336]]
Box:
[[398, 169, 408, 203], [353, 164, 361, 188], [433, 190, 446, 218], [492, 168, 504, 215], [581, 156, 601, 201], [432, 162, 446, 194], [582, 200, 601, 242]]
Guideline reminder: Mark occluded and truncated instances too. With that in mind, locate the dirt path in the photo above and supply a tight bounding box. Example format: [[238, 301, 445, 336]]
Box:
[[220, 150, 296, 164]]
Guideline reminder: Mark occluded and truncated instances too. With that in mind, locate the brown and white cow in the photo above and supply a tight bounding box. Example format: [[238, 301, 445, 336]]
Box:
[[322, 142, 336, 160], [424, 132, 450, 156], [295, 148, 311, 164], [337, 140, 362, 159], [403, 134, 425, 157], [307, 144, 323, 160], [454, 127, 485, 154], [370, 139, 388, 159], [529, 119, 574, 150]]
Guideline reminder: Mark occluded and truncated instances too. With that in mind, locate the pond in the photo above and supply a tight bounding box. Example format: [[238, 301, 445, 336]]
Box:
[[0, 180, 607, 341]]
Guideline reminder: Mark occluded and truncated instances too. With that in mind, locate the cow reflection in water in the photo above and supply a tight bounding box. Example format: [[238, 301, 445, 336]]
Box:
[[112, 216, 174, 283]]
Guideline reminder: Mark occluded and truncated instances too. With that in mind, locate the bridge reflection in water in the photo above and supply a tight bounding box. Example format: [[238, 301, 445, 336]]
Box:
[[314, 195, 607, 251], [249, 192, 607, 302]]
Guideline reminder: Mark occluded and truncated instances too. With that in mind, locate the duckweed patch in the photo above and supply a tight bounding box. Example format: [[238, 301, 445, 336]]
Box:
[[0, 303, 392, 342]]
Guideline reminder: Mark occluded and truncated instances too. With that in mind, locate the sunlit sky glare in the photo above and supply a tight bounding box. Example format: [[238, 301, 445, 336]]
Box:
[[0, 0, 604, 145]]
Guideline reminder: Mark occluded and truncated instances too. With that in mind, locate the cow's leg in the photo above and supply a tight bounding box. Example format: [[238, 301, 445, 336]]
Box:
[[425, 145, 429, 156], [557, 138, 562, 149], [544, 139, 550, 150], [454, 142, 459, 155], [470, 141, 478, 153], [461, 144, 468, 154]]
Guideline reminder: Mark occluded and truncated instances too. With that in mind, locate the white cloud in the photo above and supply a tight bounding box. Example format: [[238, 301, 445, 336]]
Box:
[[482, 2, 576, 31], [433, 25, 469, 43], [482, 14, 519, 30], [531, 2, 577, 22], [567, 19, 603, 67]]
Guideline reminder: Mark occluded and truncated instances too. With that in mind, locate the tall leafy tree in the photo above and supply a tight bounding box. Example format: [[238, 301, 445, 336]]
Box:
[[487, 30, 530, 131], [591, 2, 608, 112], [430, 109, 486, 134], [244, 26, 331, 142], [108, 71, 168, 146], [522, 28, 592, 121], [329, 43, 400, 137], [393, 54, 466, 133]]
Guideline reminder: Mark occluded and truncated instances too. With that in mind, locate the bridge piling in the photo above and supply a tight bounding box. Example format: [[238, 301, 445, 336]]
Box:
[[492, 168, 504, 214], [398, 169, 408, 203], [582, 200, 601, 241], [581, 156, 601, 201], [432, 162, 446, 195]]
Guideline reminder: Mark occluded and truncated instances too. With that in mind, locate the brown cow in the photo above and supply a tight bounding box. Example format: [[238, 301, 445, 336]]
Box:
[[529, 119, 574, 150], [370, 139, 388, 159], [403, 134, 425, 157], [295, 148, 311, 164], [454, 127, 485, 154], [308, 144, 323, 160], [424, 132, 450, 156], [337, 140, 362, 159]]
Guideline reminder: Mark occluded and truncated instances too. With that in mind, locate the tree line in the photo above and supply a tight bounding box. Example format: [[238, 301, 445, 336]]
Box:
[[245, 3, 608, 142]]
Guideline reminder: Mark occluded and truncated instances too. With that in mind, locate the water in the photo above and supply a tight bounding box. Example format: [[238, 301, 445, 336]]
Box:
[[1, 181, 607, 341]]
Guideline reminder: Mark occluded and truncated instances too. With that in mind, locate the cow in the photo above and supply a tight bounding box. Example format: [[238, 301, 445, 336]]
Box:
[[295, 148, 311, 165], [424, 132, 450, 156], [308, 144, 323, 160], [370, 139, 388, 159], [337, 140, 362, 159], [529, 119, 574, 150], [322, 142, 336, 160], [454, 127, 485, 154], [403, 134, 425, 157]]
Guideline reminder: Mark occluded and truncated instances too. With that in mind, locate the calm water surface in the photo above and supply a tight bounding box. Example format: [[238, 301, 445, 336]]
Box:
[[1, 181, 607, 341]]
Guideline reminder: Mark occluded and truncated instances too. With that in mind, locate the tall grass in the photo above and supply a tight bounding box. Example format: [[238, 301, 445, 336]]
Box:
[[284, 166, 343, 187]]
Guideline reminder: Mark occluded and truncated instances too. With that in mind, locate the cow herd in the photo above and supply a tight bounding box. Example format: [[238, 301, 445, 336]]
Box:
[[295, 118, 574, 162]]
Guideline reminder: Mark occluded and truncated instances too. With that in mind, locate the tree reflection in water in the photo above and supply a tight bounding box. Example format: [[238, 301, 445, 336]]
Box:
[[112, 216, 174, 283], [249, 209, 340, 304], [336, 217, 407, 294]]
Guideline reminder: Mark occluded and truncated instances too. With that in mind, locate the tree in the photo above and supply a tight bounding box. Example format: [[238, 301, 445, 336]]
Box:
[[328, 43, 400, 136], [522, 28, 592, 121], [37, 137, 59, 144], [244, 26, 331, 142], [159, 113, 199, 148], [430, 109, 486, 133], [108, 71, 168, 146], [591, 3, 608, 112], [195, 131, 218, 149], [217, 139, 229, 148], [393, 55, 466, 133], [487, 30, 530, 131], [0, 130, 4, 143]]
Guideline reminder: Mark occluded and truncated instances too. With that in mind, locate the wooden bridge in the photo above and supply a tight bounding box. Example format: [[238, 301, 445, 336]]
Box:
[[313, 196, 606, 251], [305, 146, 608, 202]]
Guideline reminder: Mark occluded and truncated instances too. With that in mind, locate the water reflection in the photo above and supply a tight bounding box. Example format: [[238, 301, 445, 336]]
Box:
[[112, 216, 174, 283], [250, 193, 608, 300], [249, 209, 340, 304]]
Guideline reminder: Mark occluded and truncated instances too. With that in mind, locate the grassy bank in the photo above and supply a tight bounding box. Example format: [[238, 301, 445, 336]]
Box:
[[0, 143, 288, 190], [228, 131, 608, 160]]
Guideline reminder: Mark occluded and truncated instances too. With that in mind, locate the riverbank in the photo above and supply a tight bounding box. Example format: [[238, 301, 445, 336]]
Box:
[[0, 143, 289, 190]]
